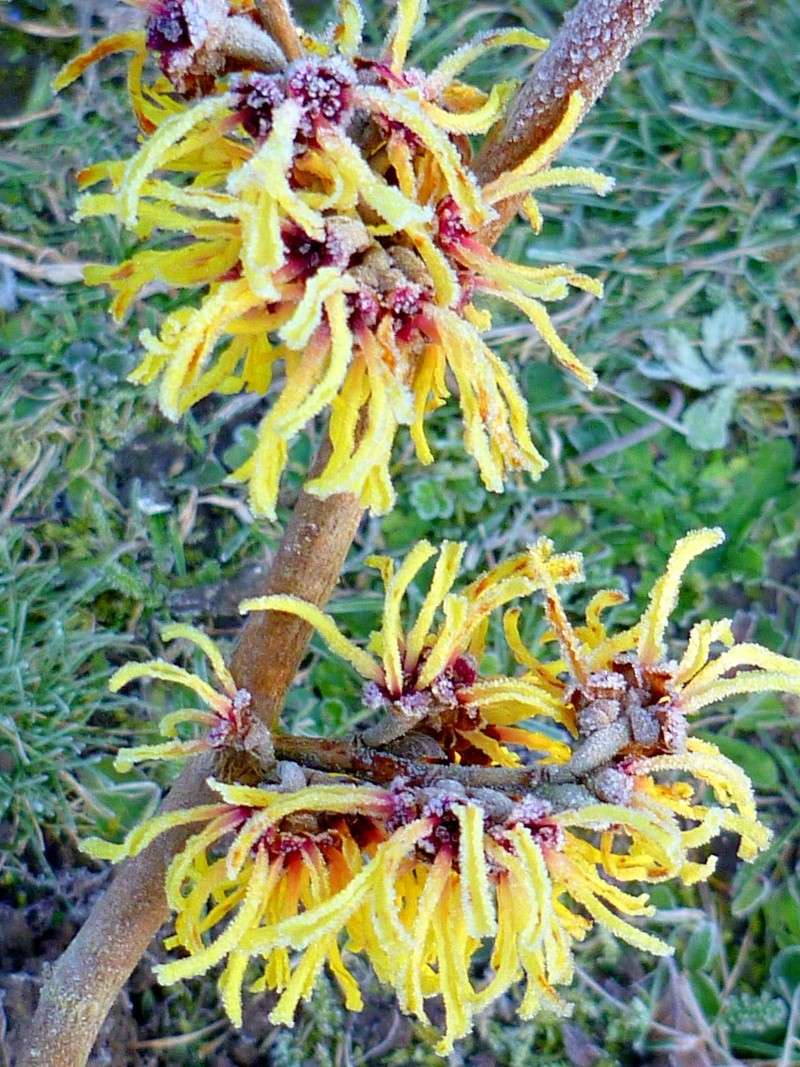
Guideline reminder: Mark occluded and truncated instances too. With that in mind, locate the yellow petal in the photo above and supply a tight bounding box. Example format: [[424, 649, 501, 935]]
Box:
[[279, 269, 350, 352], [683, 642, 800, 699], [81, 804, 229, 863], [386, 0, 427, 70], [238, 594, 382, 681], [674, 618, 734, 686], [160, 623, 236, 694], [333, 0, 364, 54], [358, 87, 487, 228], [381, 541, 438, 694], [113, 737, 208, 772], [455, 804, 496, 938], [109, 659, 228, 713], [429, 27, 548, 91], [423, 81, 514, 135], [53, 31, 146, 91], [155, 848, 270, 985], [404, 541, 465, 670], [485, 164, 614, 206], [637, 528, 725, 664], [119, 95, 233, 227]]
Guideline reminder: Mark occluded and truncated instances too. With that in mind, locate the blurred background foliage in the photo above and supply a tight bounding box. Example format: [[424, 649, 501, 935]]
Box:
[[0, 0, 798, 1063]]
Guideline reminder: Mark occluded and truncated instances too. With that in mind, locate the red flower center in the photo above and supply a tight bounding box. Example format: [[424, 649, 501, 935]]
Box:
[[234, 73, 287, 139], [146, 1, 191, 54], [436, 195, 471, 250], [286, 59, 355, 138]]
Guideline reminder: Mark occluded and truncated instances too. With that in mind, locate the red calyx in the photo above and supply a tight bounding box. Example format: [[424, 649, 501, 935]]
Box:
[[286, 59, 355, 139], [234, 72, 286, 139], [146, 0, 191, 55], [436, 195, 471, 251]]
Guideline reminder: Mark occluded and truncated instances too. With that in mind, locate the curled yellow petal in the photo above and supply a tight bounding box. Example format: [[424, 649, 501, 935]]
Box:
[[109, 659, 228, 713], [53, 31, 146, 92], [81, 804, 229, 862], [455, 803, 496, 938], [637, 528, 726, 664], [155, 848, 270, 985], [429, 27, 548, 91], [160, 623, 236, 695], [239, 594, 382, 681], [674, 618, 734, 686], [119, 95, 233, 227], [423, 81, 514, 135], [683, 643, 800, 699]]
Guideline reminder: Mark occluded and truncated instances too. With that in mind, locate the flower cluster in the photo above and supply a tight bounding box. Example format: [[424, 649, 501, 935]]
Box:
[[55, 0, 612, 518], [92, 529, 800, 1050], [85, 768, 676, 1054], [241, 537, 583, 763]]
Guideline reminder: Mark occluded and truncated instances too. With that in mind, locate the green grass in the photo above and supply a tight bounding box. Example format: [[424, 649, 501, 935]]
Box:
[[1, 0, 799, 1062]]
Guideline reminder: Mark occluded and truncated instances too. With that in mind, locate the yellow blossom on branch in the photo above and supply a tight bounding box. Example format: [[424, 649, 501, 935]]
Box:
[[84, 769, 677, 1052], [86, 527, 800, 1051], [241, 537, 583, 763], [108, 623, 272, 772], [55, 0, 613, 518], [508, 527, 799, 870]]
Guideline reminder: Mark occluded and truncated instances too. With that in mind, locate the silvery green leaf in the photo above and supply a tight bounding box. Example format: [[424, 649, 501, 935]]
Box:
[[745, 370, 800, 391], [641, 327, 718, 390], [682, 385, 738, 450], [720, 346, 752, 377], [701, 300, 748, 363]]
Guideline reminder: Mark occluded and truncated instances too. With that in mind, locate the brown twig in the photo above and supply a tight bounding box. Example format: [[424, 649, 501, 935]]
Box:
[[475, 0, 663, 241], [230, 441, 364, 729], [17, 446, 363, 1067], [274, 733, 543, 789], [254, 0, 304, 61], [15, 755, 217, 1067]]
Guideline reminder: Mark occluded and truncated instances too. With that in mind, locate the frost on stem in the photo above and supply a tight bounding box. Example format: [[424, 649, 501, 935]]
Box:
[[476, 0, 664, 184]]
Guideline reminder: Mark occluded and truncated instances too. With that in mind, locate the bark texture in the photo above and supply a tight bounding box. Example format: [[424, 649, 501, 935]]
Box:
[[475, 0, 663, 184], [15, 756, 216, 1067], [475, 0, 662, 243], [230, 465, 364, 728]]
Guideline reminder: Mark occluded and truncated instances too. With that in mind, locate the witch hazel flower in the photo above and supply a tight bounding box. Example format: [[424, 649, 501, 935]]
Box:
[[82, 772, 395, 1026], [109, 624, 272, 772], [54, 0, 614, 519], [84, 766, 678, 1052], [240, 537, 584, 765], [88, 528, 800, 1051], [510, 527, 800, 872]]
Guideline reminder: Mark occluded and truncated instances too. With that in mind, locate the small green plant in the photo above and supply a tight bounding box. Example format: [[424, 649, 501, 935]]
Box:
[[0, 533, 158, 873]]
